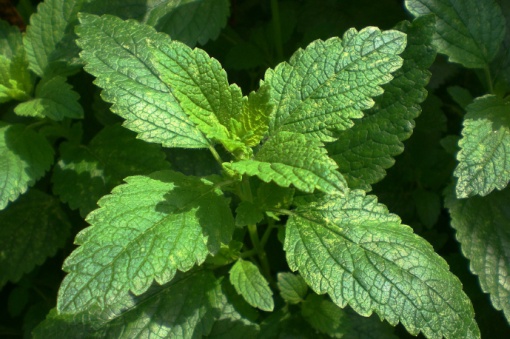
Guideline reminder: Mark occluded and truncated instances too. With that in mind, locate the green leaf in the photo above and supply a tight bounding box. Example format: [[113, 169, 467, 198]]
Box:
[[445, 186, 510, 323], [0, 123, 54, 210], [225, 131, 347, 194], [36, 271, 223, 338], [229, 259, 274, 311], [327, 15, 437, 190], [14, 76, 83, 120], [0, 21, 32, 103], [0, 189, 70, 288], [405, 0, 506, 68], [146, 0, 230, 47], [412, 188, 441, 227], [52, 124, 170, 217], [57, 170, 234, 314], [454, 95, 510, 198], [23, 0, 85, 76], [277, 272, 308, 304], [301, 294, 345, 338], [284, 190, 480, 339], [149, 37, 246, 154], [264, 27, 406, 142], [235, 201, 264, 227], [76, 13, 208, 148]]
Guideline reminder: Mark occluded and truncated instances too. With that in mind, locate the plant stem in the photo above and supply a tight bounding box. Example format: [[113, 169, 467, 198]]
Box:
[[270, 0, 284, 61], [484, 66, 494, 94], [208, 144, 224, 165]]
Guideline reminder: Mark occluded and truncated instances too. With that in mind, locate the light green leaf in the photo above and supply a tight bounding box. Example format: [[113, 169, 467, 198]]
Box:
[[225, 131, 347, 194], [229, 259, 274, 311], [277, 272, 308, 304], [0, 123, 54, 210], [301, 294, 345, 338], [445, 186, 510, 323], [52, 124, 170, 217], [23, 0, 85, 76], [57, 170, 234, 315], [0, 189, 70, 288], [76, 13, 208, 148], [327, 15, 436, 190], [36, 271, 223, 338], [454, 95, 510, 198], [149, 37, 246, 154], [146, 0, 230, 47], [405, 0, 506, 68], [235, 201, 264, 227], [15, 76, 83, 120], [285, 190, 480, 339], [264, 27, 406, 142]]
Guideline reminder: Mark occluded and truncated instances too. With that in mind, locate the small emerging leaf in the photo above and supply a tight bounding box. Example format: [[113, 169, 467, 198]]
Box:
[[277, 272, 308, 304], [230, 259, 274, 311]]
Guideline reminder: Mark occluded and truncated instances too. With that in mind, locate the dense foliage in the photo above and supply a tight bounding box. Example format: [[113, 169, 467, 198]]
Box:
[[1, 0, 509, 338]]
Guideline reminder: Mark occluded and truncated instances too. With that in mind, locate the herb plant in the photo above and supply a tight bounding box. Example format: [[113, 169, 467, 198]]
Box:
[[1, 0, 509, 338]]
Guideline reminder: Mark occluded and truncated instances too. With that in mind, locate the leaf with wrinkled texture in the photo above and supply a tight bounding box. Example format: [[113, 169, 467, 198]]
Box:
[[277, 272, 308, 304], [264, 27, 406, 142], [57, 171, 234, 315], [225, 131, 347, 194], [405, 0, 506, 68], [285, 190, 479, 339], [445, 186, 510, 323], [76, 13, 208, 148], [230, 259, 274, 311], [327, 15, 436, 190], [0, 123, 54, 210], [0, 190, 70, 288], [454, 95, 510, 198]]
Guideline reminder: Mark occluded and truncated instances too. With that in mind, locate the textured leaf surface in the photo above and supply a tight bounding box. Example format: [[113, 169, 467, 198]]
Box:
[[284, 190, 479, 338], [225, 131, 347, 194], [327, 15, 436, 190], [149, 38, 246, 153], [24, 0, 84, 76], [146, 0, 230, 47], [230, 259, 274, 311], [405, 0, 506, 68], [264, 27, 406, 142], [235, 201, 264, 227], [14, 76, 83, 120], [0, 123, 54, 210], [57, 170, 234, 314], [76, 13, 208, 148], [454, 95, 510, 198], [36, 271, 223, 338], [0, 190, 70, 288], [52, 124, 169, 217], [301, 294, 345, 338], [277, 272, 308, 304], [445, 186, 510, 323]]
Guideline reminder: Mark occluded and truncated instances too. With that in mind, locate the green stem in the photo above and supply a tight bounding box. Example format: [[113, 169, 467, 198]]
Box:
[[484, 66, 494, 94], [270, 0, 284, 61], [208, 144, 224, 166], [260, 220, 276, 249]]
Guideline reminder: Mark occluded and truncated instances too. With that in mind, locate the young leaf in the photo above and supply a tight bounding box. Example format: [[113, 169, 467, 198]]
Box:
[[454, 95, 510, 198], [146, 0, 230, 47], [327, 15, 437, 190], [57, 170, 234, 315], [0, 123, 54, 210], [277, 272, 308, 304], [14, 76, 83, 120], [235, 201, 264, 227], [52, 124, 170, 217], [405, 0, 506, 68], [301, 294, 345, 338], [23, 0, 85, 76], [76, 13, 208, 148], [445, 186, 510, 323], [0, 189, 70, 288], [284, 190, 480, 339], [149, 37, 246, 154], [229, 259, 274, 312], [36, 271, 224, 338], [264, 27, 406, 142], [225, 131, 347, 194]]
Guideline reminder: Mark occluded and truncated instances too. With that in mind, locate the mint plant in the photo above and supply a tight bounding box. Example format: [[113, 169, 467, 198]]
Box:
[[1, 0, 509, 338]]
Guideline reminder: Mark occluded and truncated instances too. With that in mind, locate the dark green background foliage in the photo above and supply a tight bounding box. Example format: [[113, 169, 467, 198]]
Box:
[[1, 0, 509, 338]]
